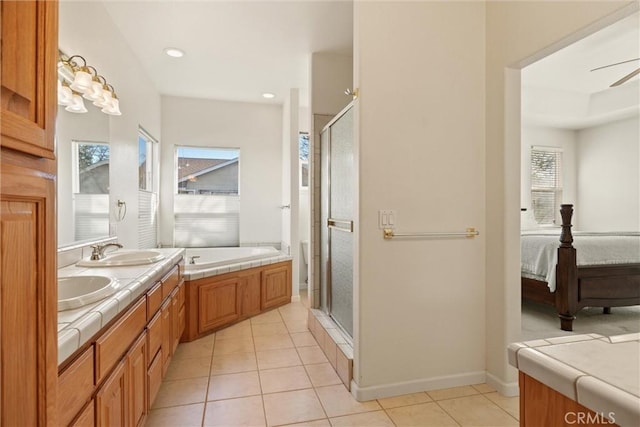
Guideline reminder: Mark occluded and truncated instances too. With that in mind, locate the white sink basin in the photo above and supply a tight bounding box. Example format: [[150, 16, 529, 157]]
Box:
[[76, 250, 165, 267], [58, 275, 120, 311]]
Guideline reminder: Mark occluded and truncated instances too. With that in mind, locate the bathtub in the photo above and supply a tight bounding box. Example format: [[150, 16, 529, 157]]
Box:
[[184, 246, 282, 273]]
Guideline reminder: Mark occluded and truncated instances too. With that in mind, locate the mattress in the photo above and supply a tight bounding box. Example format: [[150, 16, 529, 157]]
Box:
[[521, 231, 640, 292]]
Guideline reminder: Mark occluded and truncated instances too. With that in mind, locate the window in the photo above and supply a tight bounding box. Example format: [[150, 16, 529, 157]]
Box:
[[73, 141, 110, 241], [174, 147, 240, 247], [531, 146, 563, 225], [299, 132, 309, 188], [138, 128, 159, 248], [75, 142, 110, 194], [138, 128, 156, 191]]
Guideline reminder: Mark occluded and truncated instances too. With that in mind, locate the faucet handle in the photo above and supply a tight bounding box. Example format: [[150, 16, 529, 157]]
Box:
[[189, 255, 201, 264]]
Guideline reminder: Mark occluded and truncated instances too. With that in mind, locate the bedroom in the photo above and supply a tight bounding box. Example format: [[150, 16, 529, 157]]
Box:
[[519, 11, 640, 339]]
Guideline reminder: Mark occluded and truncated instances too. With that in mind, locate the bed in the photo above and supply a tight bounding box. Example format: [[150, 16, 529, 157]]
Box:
[[521, 204, 640, 331]]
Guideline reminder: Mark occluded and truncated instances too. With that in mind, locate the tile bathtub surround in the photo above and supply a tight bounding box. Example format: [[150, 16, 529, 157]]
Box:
[[181, 252, 292, 281], [56, 248, 185, 364], [147, 298, 519, 427]]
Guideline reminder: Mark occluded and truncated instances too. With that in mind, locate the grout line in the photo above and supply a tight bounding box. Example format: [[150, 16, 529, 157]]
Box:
[[432, 400, 463, 427], [200, 333, 217, 426], [253, 318, 270, 427], [479, 392, 520, 423]]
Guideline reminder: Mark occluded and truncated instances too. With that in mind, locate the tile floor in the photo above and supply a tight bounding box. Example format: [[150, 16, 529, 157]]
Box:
[[146, 294, 519, 427]]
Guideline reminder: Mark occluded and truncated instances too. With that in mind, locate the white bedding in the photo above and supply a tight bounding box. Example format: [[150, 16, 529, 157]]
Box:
[[521, 231, 640, 292]]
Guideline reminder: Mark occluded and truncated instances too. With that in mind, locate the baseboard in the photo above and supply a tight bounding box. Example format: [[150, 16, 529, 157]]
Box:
[[486, 372, 519, 397], [350, 370, 486, 401]]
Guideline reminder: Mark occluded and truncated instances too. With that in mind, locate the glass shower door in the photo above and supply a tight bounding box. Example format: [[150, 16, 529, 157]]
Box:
[[320, 106, 354, 338]]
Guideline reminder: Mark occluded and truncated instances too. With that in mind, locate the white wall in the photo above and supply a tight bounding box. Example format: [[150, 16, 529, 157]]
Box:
[[281, 89, 300, 298], [58, 1, 162, 249], [485, 0, 633, 394], [521, 126, 578, 213], [353, 1, 486, 399], [577, 116, 640, 230], [311, 53, 354, 116], [160, 96, 283, 247]]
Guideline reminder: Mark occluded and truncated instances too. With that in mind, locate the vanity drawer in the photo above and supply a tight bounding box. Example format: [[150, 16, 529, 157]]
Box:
[[58, 347, 95, 427], [146, 310, 162, 367], [95, 297, 146, 383], [161, 265, 180, 300], [147, 281, 162, 320]]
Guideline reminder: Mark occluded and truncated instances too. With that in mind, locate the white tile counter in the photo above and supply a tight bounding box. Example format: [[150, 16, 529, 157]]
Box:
[[508, 333, 640, 426], [57, 248, 185, 365]]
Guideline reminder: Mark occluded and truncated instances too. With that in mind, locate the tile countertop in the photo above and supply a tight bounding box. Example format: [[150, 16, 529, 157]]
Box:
[[57, 248, 185, 366], [508, 333, 640, 426]]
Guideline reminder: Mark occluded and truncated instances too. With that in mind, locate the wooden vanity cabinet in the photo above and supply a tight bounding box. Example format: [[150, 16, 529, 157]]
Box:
[[56, 260, 185, 426], [185, 261, 292, 341], [1, 1, 59, 424]]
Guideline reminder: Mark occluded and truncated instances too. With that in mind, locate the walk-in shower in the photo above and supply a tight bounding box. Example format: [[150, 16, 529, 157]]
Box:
[[320, 103, 354, 339]]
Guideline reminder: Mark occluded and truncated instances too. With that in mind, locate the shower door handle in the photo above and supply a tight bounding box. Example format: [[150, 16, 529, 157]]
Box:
[[327, 218, 353, 232]]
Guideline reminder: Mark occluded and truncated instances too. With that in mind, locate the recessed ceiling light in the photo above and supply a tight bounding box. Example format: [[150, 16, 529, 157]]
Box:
[[262, 92, 275, 99], [164, 47, 185, 58]]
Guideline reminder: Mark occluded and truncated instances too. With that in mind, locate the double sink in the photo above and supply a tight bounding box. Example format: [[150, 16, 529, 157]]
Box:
[[59, 249, 165, 311]]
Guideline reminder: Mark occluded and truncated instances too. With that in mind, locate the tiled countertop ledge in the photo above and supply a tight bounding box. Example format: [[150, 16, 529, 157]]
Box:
[[57, 248, 185, 366], [508, 333, 640, 426], [182, 253, 292, 281]]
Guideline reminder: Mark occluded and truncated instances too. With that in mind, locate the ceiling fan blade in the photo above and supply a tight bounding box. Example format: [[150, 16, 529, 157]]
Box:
[[610, 67, 640, 87], [590, 57, 640, 72]]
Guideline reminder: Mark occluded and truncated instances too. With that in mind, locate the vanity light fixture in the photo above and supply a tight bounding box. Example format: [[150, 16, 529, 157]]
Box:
[[262, 92, 275, 99], [164, 47, 185, 58], [57, 52, 122, 116]]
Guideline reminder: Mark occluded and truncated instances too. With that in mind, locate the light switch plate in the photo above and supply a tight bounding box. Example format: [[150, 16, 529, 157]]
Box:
[[378, 210, 397, 229]]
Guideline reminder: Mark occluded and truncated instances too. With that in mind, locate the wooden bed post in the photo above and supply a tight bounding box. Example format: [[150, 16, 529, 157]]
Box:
[[556, 204, 578, 331]]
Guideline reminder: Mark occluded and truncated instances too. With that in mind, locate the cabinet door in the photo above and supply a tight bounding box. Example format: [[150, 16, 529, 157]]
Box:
[[147, 350, 163, 410], [198, 278, 241, 333], [239, 271, 261, 317], [261, 263, 292, 310], [96, 360, 128, 427], [1, 0, 57, 158], [128, 333, 147, 427], [1, 158, 57, 425]]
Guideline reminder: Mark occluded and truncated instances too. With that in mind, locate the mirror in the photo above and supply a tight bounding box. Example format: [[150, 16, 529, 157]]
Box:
[[56, 104, 111, 247]]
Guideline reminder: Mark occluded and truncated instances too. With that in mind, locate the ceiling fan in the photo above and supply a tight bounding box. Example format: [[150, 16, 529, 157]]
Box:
[[590, 57, 640, 87]]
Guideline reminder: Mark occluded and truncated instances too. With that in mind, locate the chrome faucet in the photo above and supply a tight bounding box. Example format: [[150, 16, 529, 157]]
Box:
[[90, 243, 123, 260], [189, 255, 200, 265]]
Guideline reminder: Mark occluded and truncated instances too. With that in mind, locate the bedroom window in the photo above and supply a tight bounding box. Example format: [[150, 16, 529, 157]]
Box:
[[531, 146, 563, 225]]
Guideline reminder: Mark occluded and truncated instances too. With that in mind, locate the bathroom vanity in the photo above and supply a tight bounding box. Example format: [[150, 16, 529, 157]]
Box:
[[508, 333, 639, 426], [57, 247, 185, 426]]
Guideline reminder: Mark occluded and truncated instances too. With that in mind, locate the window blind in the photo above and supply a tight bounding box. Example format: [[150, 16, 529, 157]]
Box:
[[138, 191, 158, 249], [173, 194, 239, 247], [74, 193, 109, 241], [531, 147, 563, 225]]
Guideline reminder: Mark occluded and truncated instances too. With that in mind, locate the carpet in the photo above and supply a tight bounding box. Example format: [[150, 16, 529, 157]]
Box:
[[521, 301, 640, 341]]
